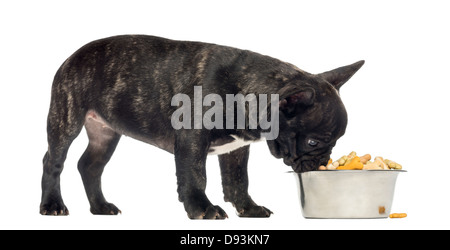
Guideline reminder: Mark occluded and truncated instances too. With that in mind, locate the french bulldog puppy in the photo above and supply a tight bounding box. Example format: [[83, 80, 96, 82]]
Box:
[[40, 35, 364, 219]]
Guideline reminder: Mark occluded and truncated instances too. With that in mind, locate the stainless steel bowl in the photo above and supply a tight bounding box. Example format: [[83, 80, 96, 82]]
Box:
[[293, 170, 405, 219]]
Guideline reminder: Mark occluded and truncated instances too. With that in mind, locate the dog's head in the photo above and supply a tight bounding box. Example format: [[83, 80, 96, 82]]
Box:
[[267, 60, 364, 172]]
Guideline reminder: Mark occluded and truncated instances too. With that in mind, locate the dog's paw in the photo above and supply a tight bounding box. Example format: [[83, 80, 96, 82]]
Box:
[[188, 205, 228, 219], [90, 202, 121, 215], [237, 205, 273, 218], [40, 202, 69, 216]]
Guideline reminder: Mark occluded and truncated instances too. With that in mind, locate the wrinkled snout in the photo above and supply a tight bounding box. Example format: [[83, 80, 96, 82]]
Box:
[[289, 154, 331, 173], [267, 139, 332, 173]]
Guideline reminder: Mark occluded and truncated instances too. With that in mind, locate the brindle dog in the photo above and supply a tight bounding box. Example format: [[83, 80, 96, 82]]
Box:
[[40, 35, 364, 219]]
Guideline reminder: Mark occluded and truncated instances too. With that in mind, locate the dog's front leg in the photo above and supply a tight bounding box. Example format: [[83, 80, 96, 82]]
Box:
[[174, 130, 228, 219], [219, 145, 272, 217]]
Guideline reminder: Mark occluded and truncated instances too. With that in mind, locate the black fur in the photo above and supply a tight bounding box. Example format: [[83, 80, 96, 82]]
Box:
[[40, 35, 363, 218]]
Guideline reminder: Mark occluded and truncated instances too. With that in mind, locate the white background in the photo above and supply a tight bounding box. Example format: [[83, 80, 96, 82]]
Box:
[[1, 0, 449, 229]]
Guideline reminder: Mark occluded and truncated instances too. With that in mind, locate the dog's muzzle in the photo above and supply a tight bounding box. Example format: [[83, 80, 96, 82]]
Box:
[[287, 154, 330, 173], [267, 139, 331, 173]]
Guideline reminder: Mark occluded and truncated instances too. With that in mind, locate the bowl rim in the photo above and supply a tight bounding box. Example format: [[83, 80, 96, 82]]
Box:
[[287, 170, 407, 174]]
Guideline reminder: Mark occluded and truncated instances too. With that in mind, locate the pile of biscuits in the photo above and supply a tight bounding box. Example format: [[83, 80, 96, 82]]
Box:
[[319, 151, 402, 170]]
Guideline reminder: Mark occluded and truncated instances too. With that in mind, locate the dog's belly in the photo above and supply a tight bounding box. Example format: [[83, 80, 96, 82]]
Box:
[[208, 135, 260, 155], [85, 110, 259, 156], [85, 110, 176, 153]]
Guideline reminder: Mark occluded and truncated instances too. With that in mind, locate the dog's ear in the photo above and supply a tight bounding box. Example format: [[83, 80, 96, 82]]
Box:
[[317, 60, 365, 90], [278, 86, 315, 115]]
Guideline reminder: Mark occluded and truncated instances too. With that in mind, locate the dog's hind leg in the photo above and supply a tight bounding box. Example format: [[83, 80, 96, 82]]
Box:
[[77, 111, 122, 215], [40, 92, 85, 215]]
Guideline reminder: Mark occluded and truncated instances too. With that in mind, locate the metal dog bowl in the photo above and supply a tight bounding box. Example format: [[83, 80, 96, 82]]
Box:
[[293, 170, 405, 219]]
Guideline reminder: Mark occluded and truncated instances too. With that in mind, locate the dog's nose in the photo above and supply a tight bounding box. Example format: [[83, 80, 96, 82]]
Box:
[[319, 156, 330, 167]]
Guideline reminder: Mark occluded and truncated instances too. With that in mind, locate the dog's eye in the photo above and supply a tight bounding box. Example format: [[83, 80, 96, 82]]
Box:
[[307, 139, 319, 147]]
